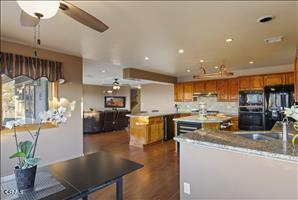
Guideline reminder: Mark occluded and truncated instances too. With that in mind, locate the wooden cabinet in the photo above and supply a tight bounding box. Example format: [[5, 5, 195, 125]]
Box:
[[183, 82, 194, 101], [216, 80, 228, 101], [239, 76, 263, 90], [147, 117, 163, 144], [129, 116, 163, 147], [205, 80, 217, 93], [228, 78, 239, 101], [174, 83, 184, 102], [285, 72, 294, 85], [194, 81, 205, 93], [226, 116, 239, 131], [264, 74, 285, 86], [238, 77, 250, 91], [250, 76, 264, 90]]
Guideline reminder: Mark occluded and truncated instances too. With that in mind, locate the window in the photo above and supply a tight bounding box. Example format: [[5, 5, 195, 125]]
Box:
[[1, 74, 57, 126]]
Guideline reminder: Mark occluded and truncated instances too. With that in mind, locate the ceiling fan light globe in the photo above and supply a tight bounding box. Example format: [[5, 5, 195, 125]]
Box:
[[17, 0, 60, 19]]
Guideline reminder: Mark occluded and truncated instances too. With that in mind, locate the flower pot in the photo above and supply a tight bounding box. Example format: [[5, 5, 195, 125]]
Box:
[[14, 165, 37, 192]]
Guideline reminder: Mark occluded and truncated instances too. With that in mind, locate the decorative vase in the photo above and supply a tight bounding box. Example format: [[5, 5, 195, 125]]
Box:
[[14, 165, 37, 192]]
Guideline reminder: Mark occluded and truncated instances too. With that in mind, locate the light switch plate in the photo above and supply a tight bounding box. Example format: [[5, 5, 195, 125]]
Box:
[[184, 182, 191, 195]]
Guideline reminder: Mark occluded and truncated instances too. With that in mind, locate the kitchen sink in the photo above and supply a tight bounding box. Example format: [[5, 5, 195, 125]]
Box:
[[237, 133, 275, 141], [236, 132, 294, 141]]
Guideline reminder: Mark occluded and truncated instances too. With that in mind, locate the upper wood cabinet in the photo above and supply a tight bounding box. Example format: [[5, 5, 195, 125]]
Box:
[[285, 72, 294, 85], [216, 80, 228, 101], [205, 80, 217, 93], [174, 83, 184, 102], [250, 75, 264, 90], [239, 76, 263, 90], [183, 82, 194, 102], [238, 77, 250, 91], [264, 74, 285, 86], [228, 78, 239, 101], [194, 81, 205, 93]]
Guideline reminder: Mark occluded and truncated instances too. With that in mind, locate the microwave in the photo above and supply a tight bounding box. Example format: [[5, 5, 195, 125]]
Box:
[[239, 91, 264, 106]]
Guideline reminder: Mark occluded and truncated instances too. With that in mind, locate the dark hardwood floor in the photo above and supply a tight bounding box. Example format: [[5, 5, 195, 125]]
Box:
[[83, 130, 180, 200]]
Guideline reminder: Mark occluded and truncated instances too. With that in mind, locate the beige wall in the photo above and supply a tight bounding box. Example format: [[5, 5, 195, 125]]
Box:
[[1, 40, 83, 176], [140, 83, 175, 112], [83, 85, 131, 111], [180, 143, 298, 199]]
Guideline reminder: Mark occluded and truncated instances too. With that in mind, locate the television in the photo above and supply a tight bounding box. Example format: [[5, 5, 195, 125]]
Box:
[[104, 96, 126, 108]]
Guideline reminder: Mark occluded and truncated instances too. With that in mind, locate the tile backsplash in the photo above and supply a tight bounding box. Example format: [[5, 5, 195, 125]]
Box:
[[176, 96, 239, 115]]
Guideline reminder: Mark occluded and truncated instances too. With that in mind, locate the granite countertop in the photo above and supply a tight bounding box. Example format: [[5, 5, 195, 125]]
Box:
[[126, 111, 190, 118], [173, 115, 232, 123], [174, 122, 298, 163]]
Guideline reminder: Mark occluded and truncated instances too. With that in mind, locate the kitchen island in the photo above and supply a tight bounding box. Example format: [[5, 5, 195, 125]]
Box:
[[127, 112, 191, 147], [174, 122, 298, 199]]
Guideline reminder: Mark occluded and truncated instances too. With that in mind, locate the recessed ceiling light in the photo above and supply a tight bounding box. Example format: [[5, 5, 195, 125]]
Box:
[[186, 69, 191, 73], [258, 15, 274, 23], [145, 57, 149, 60], [226, 38, 233, 42], [249, 61, 254, 64], [200, 59, 204, 63], [101, 70, 106, 73], [178, 49, 184, 53]]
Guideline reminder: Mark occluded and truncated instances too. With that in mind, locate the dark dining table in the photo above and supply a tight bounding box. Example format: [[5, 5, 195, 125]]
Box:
[[41, 151, 143, 200]]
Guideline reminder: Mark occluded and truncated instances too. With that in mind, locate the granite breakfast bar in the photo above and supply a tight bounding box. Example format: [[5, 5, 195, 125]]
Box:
[[174, 122, 298, 199]]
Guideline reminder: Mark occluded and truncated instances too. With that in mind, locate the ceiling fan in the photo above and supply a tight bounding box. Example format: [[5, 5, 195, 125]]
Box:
[[18, 0, 109, 33]]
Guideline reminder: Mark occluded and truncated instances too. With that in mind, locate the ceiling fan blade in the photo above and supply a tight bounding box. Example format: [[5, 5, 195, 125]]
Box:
[[20, 11, 40, 27], [59, 1, 109, 32]]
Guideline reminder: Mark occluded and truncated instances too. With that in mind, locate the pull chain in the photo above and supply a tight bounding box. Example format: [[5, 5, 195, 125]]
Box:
[[34, 17, 41, 57]]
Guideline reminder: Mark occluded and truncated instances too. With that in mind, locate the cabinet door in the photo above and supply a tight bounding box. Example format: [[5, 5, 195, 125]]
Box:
[[228, 78, 239, 101], [205, 80, 217, 93], [216, 80, 228, 101], [183, 82, 194, 102], [238, 77, 250, 91], [194, 81, 205, 93], [250, 76, 264, 90], [285, 72, 294, 85], [264, 74, 285, 86], [174, 83, 184, 102]]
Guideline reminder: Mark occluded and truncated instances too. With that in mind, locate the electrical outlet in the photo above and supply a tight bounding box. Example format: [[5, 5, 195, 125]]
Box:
[[183, 182, 191, 195]]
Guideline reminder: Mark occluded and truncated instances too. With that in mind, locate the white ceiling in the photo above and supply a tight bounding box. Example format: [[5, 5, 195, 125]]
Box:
[[1, 1, 297, 85]]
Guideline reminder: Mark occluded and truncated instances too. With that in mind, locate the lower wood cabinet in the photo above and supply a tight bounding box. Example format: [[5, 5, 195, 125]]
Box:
[[129, 116, 164, 148]]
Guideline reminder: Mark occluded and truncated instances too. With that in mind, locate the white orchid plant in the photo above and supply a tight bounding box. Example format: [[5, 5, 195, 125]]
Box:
[[6, 98, 75, 169], [283, 104, 298, 145]]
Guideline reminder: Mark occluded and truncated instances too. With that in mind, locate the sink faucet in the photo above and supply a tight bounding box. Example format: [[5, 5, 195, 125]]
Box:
[[282, 119, 288, 142]]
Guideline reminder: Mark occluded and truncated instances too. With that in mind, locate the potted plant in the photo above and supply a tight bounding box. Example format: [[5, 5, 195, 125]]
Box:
[[283, 104, 298, 145], [5, 99, 75, 192]]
